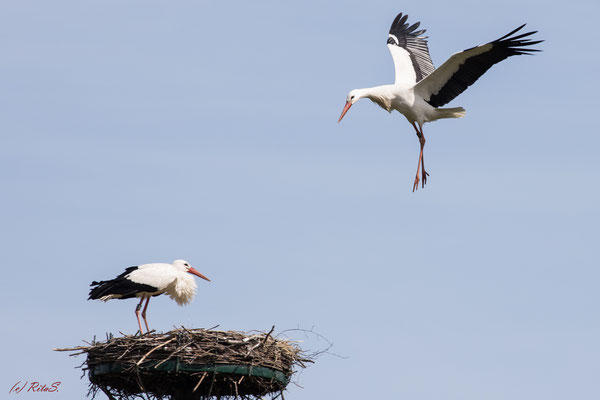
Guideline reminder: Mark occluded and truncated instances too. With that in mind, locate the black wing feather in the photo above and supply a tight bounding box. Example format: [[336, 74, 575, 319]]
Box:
[[387, 12, 435, 82], [88, 266, 158, 300], [426, 25, 543, 107]]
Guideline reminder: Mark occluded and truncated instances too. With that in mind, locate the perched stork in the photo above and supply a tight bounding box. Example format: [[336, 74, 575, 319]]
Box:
[[338, 12, 542, 191], [89, 260, 211, 334]]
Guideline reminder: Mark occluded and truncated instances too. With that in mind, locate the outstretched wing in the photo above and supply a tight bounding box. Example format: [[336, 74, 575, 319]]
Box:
[[387, 13, 435, 86], [415, 24, 543, 107]]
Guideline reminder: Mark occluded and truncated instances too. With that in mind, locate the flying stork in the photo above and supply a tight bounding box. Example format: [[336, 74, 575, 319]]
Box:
[[338, 12, 543, 191], [89, 260, 211, 334]]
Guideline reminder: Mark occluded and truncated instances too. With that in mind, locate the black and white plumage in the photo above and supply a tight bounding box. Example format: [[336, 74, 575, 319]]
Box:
[[338, 12, 543, 191], [89, 259, 211, 334], [387, 13, 435, 84]]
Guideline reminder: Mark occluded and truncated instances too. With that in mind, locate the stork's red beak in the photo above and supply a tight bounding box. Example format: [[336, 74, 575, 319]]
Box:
[[188, 267, 211, 282], [338, 101, 352, 123]]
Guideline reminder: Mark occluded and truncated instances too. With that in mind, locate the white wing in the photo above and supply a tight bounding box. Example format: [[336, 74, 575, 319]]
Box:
[[128, 263, 176, 290], [387, 13, 435, 86]]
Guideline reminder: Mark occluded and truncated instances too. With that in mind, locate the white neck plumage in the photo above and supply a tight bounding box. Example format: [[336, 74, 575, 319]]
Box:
[[167, 273, 197, 306], [355, 86, 393, 112]]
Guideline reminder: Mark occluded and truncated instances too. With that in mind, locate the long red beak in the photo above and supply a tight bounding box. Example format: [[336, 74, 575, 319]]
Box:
[[188, 267, 211, 282], [338, 101, 352, 123]]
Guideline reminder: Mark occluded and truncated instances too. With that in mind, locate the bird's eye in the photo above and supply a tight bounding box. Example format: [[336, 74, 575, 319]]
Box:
[[351, 96, 355, 99]]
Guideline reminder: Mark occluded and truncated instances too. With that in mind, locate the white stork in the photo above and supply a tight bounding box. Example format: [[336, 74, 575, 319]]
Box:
[[89, 260, 211, 334], [338, 13, 542, 191]]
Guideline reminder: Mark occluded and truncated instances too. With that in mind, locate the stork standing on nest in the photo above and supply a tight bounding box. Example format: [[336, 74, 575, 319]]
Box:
[[338, 12, 543, 191], [89, 260, 211, 334]]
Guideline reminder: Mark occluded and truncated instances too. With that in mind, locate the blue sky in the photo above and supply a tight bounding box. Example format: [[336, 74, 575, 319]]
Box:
[[1, 0, 599, 399]]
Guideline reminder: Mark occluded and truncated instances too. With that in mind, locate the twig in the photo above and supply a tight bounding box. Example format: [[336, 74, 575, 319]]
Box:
[[154, 341, 194, 368], [193, 372, 208, 392], [98, 385, 117, 400], [53, 346, 89, 352], [136, 337, 176, 366], [262, 326, 275, 346], [207, 368, 216, 397]]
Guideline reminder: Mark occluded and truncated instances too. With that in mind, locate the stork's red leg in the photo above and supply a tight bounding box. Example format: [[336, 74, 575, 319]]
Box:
[[135, 297, 145, 335], [141, 296, 151, 333], [418, 124, 429, 189], [411, 122, 429, 191]]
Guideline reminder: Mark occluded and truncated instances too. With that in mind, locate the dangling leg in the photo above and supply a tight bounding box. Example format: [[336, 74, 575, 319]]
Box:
[[141, 296, 151, 333], [411, 122, 429, 191], [417, 123, 429, 189], [135, 297, 145, 335]]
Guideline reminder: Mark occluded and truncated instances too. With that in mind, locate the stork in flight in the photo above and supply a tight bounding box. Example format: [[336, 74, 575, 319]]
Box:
[[89, 260, 211, 334], [338, 13, 542, 191]]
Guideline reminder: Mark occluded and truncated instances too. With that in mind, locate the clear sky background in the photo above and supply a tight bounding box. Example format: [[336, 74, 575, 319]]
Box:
[[1, 0, 599, 399]]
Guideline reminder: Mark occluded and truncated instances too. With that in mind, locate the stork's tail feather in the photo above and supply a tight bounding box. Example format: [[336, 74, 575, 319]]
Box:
[[88, 281, 108, 300], [437, 107, 466, 118]]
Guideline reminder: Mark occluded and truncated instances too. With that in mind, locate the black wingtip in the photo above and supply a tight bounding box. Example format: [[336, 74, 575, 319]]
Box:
[[407, 21, 420, 32], [399, 14, 408, 26], [507, 31, 538, 42], [389, 12, 427, 39], [524, 40, 544, 46], [495, 23, 527, 42]]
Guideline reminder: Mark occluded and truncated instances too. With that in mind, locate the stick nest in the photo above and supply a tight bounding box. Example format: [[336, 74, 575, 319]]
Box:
[[55, 327, 313, 400]]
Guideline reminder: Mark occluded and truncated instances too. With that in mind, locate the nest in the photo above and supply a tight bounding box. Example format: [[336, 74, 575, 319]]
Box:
[[55, 327, 313, 400]]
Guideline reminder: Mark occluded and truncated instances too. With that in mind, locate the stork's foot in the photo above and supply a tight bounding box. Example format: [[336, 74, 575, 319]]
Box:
[[412, 170, 429, 192], [422, 169, 429, 188]]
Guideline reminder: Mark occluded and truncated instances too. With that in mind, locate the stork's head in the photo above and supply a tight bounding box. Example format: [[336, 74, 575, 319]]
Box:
[[173, 259, 211, 281], [338, 89, 364, 123]]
